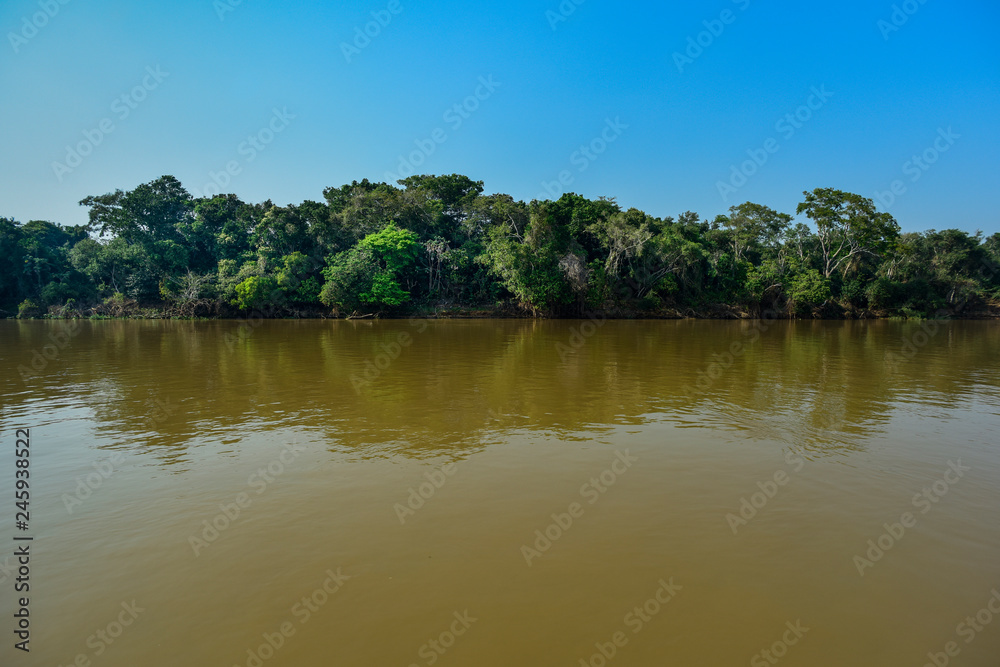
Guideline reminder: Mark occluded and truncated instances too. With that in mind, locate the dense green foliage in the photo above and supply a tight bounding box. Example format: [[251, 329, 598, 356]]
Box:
[[3, 174, 999, 318]]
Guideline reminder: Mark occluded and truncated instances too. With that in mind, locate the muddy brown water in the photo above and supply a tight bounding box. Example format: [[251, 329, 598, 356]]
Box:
[[1, 319, 998, 666]]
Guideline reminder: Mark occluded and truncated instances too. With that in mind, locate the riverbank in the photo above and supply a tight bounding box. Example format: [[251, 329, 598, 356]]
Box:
[[6, 300, 1000, 321]]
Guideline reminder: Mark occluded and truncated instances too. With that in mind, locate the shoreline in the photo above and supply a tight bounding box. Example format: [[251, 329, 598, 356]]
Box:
[[6, 304, 999, 322]]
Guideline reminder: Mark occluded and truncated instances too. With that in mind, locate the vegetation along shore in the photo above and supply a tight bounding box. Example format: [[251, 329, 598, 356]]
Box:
[[3, 174, 998, 320]]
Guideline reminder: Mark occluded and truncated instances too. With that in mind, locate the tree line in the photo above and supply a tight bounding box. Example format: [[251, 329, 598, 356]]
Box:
[[2, 174, 998, 318]]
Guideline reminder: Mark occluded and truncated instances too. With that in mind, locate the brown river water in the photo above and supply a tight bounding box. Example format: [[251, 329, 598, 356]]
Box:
[[1, 318, 999, 666]]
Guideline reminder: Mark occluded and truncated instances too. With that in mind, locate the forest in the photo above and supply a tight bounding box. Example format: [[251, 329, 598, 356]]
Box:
[[2, 174, 998, 319]]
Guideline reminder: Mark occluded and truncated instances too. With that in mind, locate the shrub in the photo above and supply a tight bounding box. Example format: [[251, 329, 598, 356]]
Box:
[[788, 269, 831, 315], [17, 299, 42, 319], [231, 276, 280, 310], [866, 277, 904, 310]]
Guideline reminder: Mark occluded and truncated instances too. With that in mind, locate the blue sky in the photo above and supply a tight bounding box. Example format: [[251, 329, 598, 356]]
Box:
[[1, 0, 998, 234]]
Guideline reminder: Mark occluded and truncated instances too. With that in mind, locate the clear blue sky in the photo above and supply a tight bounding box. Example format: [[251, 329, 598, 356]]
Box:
[[1, 0, 998, 234]]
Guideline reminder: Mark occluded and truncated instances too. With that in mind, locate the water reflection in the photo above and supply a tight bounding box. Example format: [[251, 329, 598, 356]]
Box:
[[1, 319, 998, 466]]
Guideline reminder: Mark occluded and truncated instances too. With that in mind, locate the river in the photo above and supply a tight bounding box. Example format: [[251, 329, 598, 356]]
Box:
[[1, 319, 998, 666]]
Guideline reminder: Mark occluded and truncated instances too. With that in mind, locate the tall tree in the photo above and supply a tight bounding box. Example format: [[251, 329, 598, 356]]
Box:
[[717, 202, 792, 263], [796, 188, 899, 278], [80, 175, 192, 246]]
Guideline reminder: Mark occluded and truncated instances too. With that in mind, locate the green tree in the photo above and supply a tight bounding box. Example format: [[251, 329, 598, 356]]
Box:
[[0, 218, 28, 310], [70, 237, 158, 300], [796, 188, 899, 278], [320, 223, 419, 311], [787, 268, 831, 314], [479, 202, 577, 312], [318, 249, 375, 312], [398, 173, 484, 242], [6, 219, 92, 308], [79, 175, 196, 288], [322, 180, 403, 247], [717, 202, 792, 263], [81, 175, 192, 246], [276, 252, 322, 304], [181, 194, 254, 267], [231, 275, 279, 310]]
